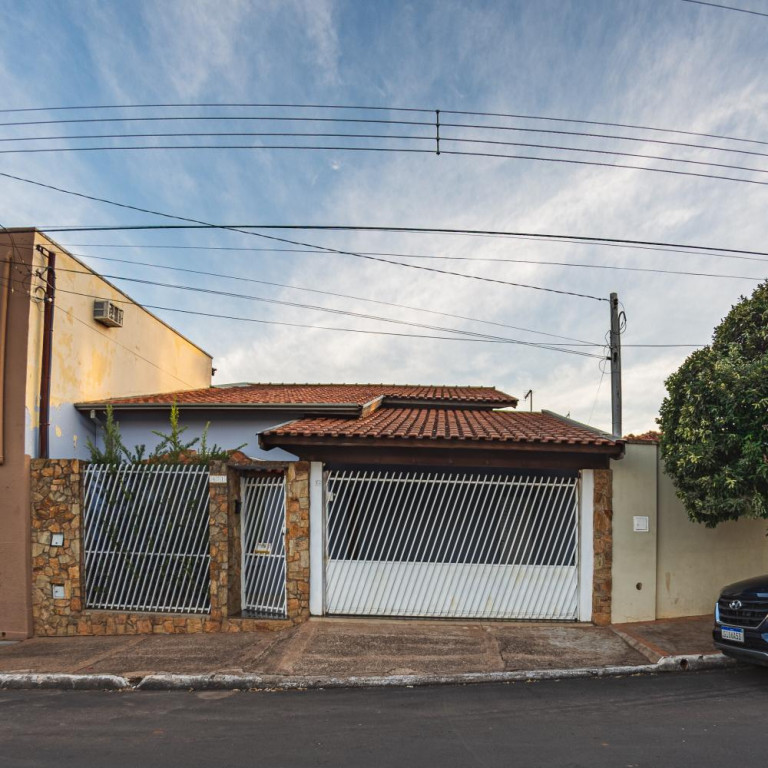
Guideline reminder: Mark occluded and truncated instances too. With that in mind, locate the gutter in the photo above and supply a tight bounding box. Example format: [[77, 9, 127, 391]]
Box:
[[74, 402, 363, 416]]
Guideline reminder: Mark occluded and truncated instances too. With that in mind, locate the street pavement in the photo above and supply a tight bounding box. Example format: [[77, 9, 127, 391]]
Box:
[[1, 667, 766, 767]]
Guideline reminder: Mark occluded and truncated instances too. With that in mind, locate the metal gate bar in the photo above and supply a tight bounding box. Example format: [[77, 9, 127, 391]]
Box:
[[82, 464, 211, 614], [326, 469, 579, 620], [241, 475, 287, 617]]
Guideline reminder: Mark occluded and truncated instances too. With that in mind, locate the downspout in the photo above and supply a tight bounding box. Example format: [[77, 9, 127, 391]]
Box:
[[36, 245, 55, 459]]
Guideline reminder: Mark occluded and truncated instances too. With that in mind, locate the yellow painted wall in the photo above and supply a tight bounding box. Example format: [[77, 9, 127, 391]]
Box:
[[25, 232, 211, 456]]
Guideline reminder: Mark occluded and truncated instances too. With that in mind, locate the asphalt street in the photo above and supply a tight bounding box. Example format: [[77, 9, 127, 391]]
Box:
[[1, 667, 767, 767]]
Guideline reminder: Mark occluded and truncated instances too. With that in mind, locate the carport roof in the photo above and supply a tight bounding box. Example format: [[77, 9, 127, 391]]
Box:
[[261, 407, 621, 449]]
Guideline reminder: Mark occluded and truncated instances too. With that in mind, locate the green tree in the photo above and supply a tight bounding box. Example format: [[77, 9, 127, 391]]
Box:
[[658, 281, 768, 527]]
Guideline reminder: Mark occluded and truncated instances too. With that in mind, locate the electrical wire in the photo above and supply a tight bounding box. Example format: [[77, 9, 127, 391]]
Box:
[[0, 271, 607, 352], [39, 221, 768, 261], [0, 101, 763, 151], [2, 128, 768, 171], [1, 141, 766, 187], [35, 260, 604, 355], [0, 170, 608, 302], [1, 270, 703, 351], [59, 238, 768, 265], [72, 248, 768, 282], [67, 252, 599, 345], [680, 0, 768, 17]]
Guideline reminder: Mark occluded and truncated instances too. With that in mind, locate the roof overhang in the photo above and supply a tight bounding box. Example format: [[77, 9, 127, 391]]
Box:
[[259, 433, 623, 470]]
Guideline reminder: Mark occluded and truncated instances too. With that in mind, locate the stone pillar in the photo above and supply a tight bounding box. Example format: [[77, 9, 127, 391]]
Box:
[[285, 461, 310, 621], [592, 468, 613, 625], [207, 460, 229, 630], [227, 465, 242, 618], [30, 459, 83, 637]]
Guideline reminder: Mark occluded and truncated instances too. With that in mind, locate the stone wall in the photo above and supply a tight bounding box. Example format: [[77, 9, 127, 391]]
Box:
[[592, 468, 613, 626], [30, 459, 311, 636], [31, 459, 83, 636]]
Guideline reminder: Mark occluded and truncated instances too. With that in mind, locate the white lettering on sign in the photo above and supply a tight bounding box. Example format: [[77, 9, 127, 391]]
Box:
[[209, 475, 228, 484]]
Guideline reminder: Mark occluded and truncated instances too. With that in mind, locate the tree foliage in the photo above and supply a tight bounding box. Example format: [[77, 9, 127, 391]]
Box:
[[658, 281, 768, 527]]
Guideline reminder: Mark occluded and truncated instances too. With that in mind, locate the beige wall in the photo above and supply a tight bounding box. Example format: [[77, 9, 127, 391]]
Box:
[[612, 442, 768, 623], [611, 443, 658, 623], [656, 465, 768, 618], [25, 231, 212, 458]]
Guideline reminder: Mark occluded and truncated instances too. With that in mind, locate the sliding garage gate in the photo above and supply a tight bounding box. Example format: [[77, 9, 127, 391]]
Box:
[[325, 469, 580, 620]]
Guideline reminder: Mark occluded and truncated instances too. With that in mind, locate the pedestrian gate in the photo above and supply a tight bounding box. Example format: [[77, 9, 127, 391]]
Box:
[[241, 474, 287, 617], [325, 469, 579, 620]]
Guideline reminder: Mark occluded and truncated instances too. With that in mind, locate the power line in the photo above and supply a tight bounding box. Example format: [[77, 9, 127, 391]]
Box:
[[441, 147, 768, 188], [40, 260, 603, 355], [40, 221, 768, 261], [1, 129, 766, 179], [0, 101, 763, 150], [1, 270, 702, 351], [2, 139, 767, 188], [73, 246, 767, 281], [69, 252, 599, 345], [59, 239, 768, 265], [3, 126, 768, 166], [0, 272, 605, 353], [680, 0, 768, 17], [0, 170, 608, 301]]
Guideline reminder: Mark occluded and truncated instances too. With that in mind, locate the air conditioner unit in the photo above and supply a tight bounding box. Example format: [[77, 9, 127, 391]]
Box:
[[93, 299, 124, 328]]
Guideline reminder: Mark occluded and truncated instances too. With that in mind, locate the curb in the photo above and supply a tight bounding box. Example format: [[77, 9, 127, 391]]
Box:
[[0, 653, 734, 692], [0, 673, 130, 690]]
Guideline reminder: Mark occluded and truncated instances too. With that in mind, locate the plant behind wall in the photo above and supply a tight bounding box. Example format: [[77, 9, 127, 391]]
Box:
[[87, 403, 245, 465]]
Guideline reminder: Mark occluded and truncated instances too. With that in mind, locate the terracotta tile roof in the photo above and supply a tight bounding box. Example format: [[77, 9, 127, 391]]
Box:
[[624, 430, 661, 444], [263, 408, 619, 447], [79, 383, 518, 408]]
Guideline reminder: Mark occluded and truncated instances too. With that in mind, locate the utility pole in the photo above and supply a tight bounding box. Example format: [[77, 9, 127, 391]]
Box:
[[609, 292, 622, 437], [36, 244, 56, 460]]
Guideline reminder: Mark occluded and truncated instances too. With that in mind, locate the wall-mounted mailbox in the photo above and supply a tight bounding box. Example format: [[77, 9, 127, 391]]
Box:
[[633, 516, 650, 533]]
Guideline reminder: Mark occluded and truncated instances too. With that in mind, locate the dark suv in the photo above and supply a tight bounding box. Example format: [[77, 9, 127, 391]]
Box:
[[713, 575, 768, 666]]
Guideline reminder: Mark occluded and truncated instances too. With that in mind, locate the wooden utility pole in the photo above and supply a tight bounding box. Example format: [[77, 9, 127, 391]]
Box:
[[609, 292, 622, 437]]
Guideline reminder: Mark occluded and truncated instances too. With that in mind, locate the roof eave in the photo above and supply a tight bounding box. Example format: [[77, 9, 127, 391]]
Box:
[[75, 401, 363, 416], [259, 433, 623, 457], [382, 397, 519, 409]]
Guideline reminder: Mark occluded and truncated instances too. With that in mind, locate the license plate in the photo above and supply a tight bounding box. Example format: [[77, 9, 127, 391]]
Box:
[[721, 626, 744, 643]]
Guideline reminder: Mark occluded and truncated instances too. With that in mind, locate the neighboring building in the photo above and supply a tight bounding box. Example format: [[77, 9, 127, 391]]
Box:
[[0, 229, 212, 639]]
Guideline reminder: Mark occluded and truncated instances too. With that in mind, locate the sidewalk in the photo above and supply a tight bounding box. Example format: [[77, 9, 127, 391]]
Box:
[[0, 615, 724, 690]]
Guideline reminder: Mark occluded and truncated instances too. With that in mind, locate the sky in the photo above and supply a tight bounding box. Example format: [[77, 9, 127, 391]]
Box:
[[1, 0, 767, 435]]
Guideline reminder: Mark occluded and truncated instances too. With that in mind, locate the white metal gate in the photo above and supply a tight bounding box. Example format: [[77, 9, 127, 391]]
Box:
[[325, 469, 579, 620], [241, 474, 287, 617], [82, 463, 211, 614]]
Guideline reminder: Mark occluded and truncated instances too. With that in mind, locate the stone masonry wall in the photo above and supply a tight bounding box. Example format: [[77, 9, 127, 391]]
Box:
[[592, 468, 613, 626], [30, 459, 311, 636]]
